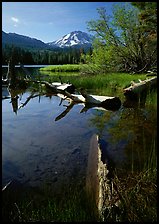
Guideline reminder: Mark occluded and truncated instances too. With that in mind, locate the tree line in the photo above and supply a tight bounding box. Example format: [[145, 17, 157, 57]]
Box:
[[2, 44, 92, 65]]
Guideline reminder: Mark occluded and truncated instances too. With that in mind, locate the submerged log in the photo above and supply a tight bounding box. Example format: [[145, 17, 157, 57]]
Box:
[[86, 134, 100, 206], [86, 134, 120, 221]]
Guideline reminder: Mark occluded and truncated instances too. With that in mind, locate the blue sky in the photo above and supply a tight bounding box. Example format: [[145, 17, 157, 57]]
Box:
[[2, 2, 126, 43]]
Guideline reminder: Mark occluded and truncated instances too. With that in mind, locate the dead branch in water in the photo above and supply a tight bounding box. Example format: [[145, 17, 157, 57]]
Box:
[[123, 77, 157, 96]]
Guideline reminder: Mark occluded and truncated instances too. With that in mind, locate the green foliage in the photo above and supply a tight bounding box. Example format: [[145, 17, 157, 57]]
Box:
[[46, 71, 147, 100], [86, 3, 157, 73]]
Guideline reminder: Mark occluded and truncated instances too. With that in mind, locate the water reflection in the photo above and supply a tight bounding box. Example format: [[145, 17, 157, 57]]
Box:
[[3, 86, 121, 121], [89, 102, 157, 174], [2, 90, 93, 191], [4, 87, 122, 192], [2, 83, 156, 198]]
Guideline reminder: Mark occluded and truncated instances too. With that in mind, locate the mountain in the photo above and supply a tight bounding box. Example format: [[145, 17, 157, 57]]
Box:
[[2, 30, 93, 51], [47, 31, 93, 48], [2, 31, 53, 50]]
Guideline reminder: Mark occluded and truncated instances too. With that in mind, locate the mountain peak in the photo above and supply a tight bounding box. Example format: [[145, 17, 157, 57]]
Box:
[[2, 30, 93, 50], [48, 30, 93, 48]]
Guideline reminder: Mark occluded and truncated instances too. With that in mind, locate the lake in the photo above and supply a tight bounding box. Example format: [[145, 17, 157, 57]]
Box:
[[2, 86, 124, 190], [2, 66, 157, 220]]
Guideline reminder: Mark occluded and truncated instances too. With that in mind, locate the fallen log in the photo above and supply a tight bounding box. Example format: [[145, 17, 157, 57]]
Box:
[[86, 134, 121, 221], [55, 89, 121, 111], [55, 100, 120, 122], [123, 77, 157, 100], [123, 77, 157, 108], [25, 80, 78, 98], [52, 82, 75, 93], [79, 89, 121, 110], [86, 134, 100, 208], [18, 78, 121, 112], [30, 80, 121, 110]]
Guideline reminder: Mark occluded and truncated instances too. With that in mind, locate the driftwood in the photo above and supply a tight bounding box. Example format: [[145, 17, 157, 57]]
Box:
[[52, 82, 75, 93], [53, 87, 121, 121], [123, 77, 157, 99], [26, 80, 121, 111], [86, 134, 100, 206], [123, 77, 157, 108], [44, 82, 121, 110], [123, 77, 157, 107], [86, 134, 120, 221]]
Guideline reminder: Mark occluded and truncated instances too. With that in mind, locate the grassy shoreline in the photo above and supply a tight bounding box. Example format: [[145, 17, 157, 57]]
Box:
[[40, 70, 154, 101], [40, 64, 81, 72]]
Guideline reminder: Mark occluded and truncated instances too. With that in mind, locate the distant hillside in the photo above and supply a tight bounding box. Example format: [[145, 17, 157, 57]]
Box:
[[2, 31, 54, 50]]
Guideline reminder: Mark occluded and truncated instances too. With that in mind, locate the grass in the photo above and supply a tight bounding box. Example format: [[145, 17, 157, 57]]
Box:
[[38, 65, 152, 102], [112, 168, 157, 222], [118, 136, 156, 222], [40, 64, 81, 72], [44, 72, 150, 104], [40, 71, 147, 94], [2, 184, 98, 222]]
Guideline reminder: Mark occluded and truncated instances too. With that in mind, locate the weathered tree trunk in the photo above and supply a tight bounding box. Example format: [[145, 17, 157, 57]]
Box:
[[28, 80, 121, 110], [123, 77, 157, 102], [86, 134, 100, 206], [86, 134, 121, 221], [79, 89, 121, 110]]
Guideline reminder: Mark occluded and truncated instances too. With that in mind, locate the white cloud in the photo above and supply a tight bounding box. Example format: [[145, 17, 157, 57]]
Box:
[[11, 17, 19, 23]]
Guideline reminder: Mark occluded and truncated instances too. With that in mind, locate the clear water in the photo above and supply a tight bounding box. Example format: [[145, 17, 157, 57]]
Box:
[[2, 67, 157, 195]]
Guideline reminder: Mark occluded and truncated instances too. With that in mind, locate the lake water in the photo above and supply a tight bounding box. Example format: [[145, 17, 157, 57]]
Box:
[[2, 66, 157, 195]]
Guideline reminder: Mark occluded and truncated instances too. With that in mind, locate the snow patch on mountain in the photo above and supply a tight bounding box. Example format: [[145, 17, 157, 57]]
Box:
[[48, 31, 93, 48]]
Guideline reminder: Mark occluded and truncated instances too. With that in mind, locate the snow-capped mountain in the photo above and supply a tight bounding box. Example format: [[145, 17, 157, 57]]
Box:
[[2, 30, 93, 51], [48, 31, 93, 48]]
